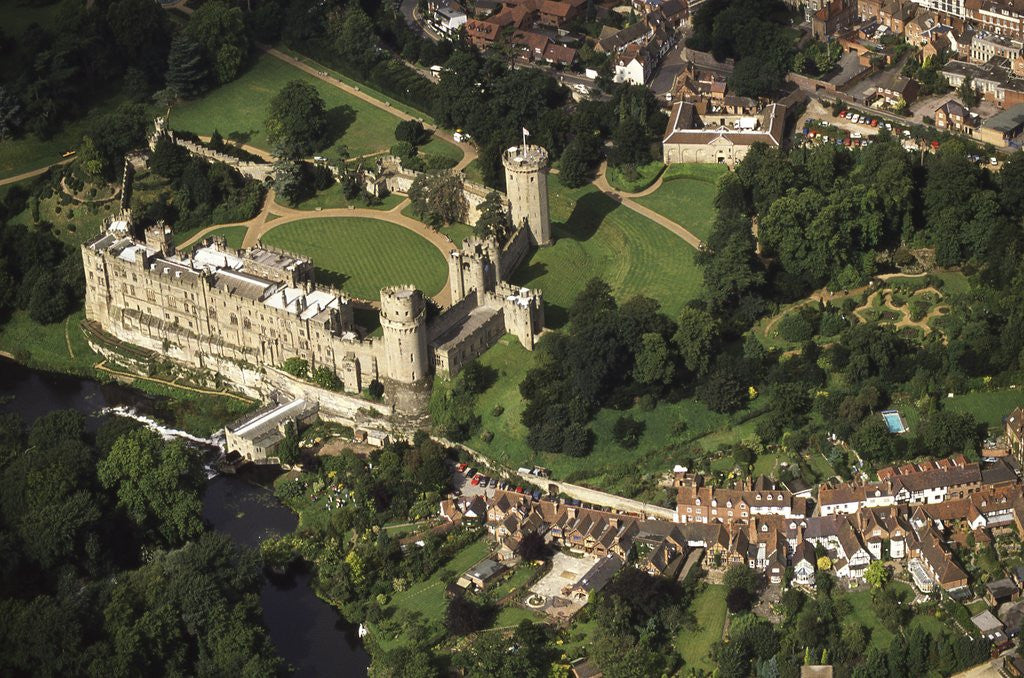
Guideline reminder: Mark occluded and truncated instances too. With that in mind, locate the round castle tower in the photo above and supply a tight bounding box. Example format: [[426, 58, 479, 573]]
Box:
[[379, 285, 429, 383], [502, 144, 551, 247]]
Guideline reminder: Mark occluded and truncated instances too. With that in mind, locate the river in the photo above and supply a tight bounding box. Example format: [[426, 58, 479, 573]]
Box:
[[0, 359, 370, 677]]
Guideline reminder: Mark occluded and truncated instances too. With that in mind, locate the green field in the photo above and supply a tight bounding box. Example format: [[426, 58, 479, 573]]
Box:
[[677, 585, 727, 672], [0, 310, 100, 377], [511, 175, 703, 327], [605, 161, 665, 193], [260, 217, 447, 299], [464, 336, 773, 498], [175, 225, 248, 249], [945, 388, 1024, 430], [0, 0, 62, 41], [295, 184, 405, 212], [170, 53, 423, 158], [373, 537, 492, 649], [634, 164, 729, 242]]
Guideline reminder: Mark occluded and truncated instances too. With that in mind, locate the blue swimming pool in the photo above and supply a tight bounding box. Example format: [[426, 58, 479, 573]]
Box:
[[881, 410, 908, 434]]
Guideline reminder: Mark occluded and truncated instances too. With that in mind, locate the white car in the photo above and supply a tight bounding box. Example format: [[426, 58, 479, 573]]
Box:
[[991, 157, 999, 165], [851, 132, 862, 139]]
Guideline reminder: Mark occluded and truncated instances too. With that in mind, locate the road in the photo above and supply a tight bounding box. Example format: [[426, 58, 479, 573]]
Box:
[[0, 158, 73, 187]]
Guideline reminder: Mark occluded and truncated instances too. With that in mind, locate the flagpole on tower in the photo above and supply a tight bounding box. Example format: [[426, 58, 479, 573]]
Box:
[[522, 127, 529, 150]]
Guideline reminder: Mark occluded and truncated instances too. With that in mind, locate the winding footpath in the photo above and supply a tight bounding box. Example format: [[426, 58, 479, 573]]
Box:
[[591, 161, 702, 250]]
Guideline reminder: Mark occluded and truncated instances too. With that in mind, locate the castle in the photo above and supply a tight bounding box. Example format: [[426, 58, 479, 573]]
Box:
[[81, 142, 553, 420]]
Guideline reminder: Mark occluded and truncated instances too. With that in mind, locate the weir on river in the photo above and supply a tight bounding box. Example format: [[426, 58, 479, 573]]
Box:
[[0, 358, 370, 678]]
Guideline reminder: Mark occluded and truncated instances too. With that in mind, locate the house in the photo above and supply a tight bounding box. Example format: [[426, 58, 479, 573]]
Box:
[[568, 554, 624, 599], [979, 101, 1024, 146], [935, 98, 975, 132], [224, 398, 319, 462], [873, 74, 921, 107], [432, 2, 468, 36], [972, 609, 1008, 643], [439, 495, 488, 524], [1007, 407, 1024, 464], [473, 0, 500, 16], [987, 577, 1019, 606], [793, 539, 817, 587], [536, 0, 583, 28], [464, 558, 506, 589], [674, 473, 807, 524], [970, 31, 1024, 64], [614, 43, 654, 85], [543, 42, 577, 66], [812, 0, 856, 39], [879, 0, 916, 33], [465, 18, 501, 48]]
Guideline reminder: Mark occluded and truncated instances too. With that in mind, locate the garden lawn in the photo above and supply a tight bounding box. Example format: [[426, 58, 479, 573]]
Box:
[[261, 217, 447, 300], [466, 336, 773, 498], [170, 53, 402, 158], [0, 0, 63, 41], [174, 225, 248, 249], [295, 184, 404, 211], [606, 161, 664, 193], [946, 388, 1024, 430], [7, 189, 114, 248], [376, 537, 491, 648], [676, 584, 727, 673], [844, 590, 896, 650], [511, 175, 703, 327], [634, 164, 729, 242]]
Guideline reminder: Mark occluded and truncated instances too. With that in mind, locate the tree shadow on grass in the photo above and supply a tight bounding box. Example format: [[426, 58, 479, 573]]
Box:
[[227, 131, 255, 145], [557, 190, 619, 243], [325, 105, 357, 145]]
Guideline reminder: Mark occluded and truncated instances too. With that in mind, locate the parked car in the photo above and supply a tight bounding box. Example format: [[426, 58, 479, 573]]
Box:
[[991, 157, 999, 165], [839, 110, 848, 118], [471, 475, 481, 486], [532, 490, 542, 500], [489, 478, 498, 488], [871, 119, 879, 127], [456, 462, 467, 472], [465, 467, 476, 477]]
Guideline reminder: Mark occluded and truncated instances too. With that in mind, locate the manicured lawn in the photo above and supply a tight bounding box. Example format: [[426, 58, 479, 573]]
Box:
[[260, 217, 447, 300], [295, 184, 405, 211], [491, 606, 544, 628], [0, 0, 62, 40], [374, 537, 491, 648], [845, 590, 896, 650], [465, 335, 770, 498], [7, 188, 115, 249], [462, 159, 485, 185], [441, 223, 475, 246], [511, 175, 703, 327], [606, 161, 665, 193], [420, 136, 464, 164], [169, 53, 403, 158], [677, 584, 727, 672], [946, 388, 1024, 430], [175, 225, 248, 249], [634, 164, 729, 242]]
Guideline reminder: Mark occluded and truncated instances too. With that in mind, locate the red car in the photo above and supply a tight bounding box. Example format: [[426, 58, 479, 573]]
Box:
[[471, 475, 481, 486], [871, 119, 879, 127], [839, 110, 848, 118], [456, 462, 467, 472], [515, 486, 524, 494]]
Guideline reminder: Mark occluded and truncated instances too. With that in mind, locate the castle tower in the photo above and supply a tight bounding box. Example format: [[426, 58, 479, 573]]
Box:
[[144, 222, 175, 257], [379, 286, 429, 383], [447, 237, 496, 304], [503, 144, 551, 247], [497, 282, 544, 351]]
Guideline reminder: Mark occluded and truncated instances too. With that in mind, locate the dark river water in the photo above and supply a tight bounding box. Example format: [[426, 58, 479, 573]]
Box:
[[0, 358, 370, 677]]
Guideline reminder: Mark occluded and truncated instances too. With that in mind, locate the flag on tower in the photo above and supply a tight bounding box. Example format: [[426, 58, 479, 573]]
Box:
[[521, 127, 530, 149]]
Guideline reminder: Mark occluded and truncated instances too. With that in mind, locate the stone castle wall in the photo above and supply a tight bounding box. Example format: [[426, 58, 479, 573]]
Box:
[[499, 224, 532, 275]]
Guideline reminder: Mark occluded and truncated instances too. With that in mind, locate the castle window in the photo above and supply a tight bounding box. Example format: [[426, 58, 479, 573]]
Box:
[[230, 314, 238, 326]]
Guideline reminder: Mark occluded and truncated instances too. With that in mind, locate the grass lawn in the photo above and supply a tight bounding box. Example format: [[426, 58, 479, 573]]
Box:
[[0, 0, 62, 41], [7, 189, 116, 249], [375, 537, 491, 648], [175, 225, 248, 249], [465, 336, 769, 498], [845, 590, 896, 650], [420, 136, 464, 164], [462, 159, 485, 185], [945, 388, 1024, 430], [295, 184, 405, 212], [441, 223, 475, 246], [511, 175, 703, 328], [677, 584, 727, 672], [0, 310, 100, 377], [261, 217, 447, 300], [605, 161, 665, 193], [490, 606, 544, 628], [170, 53, 402, 158], [634, 164, 729, 242]]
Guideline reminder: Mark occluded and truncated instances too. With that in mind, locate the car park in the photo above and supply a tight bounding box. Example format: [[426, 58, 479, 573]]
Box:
[[489, 478, 498, 488]]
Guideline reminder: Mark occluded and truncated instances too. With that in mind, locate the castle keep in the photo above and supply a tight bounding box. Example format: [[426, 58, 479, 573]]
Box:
[[81, 142, 553, 418]]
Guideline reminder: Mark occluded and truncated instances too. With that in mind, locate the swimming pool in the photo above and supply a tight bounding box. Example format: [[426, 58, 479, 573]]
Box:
[[881, 410, 908, 434]]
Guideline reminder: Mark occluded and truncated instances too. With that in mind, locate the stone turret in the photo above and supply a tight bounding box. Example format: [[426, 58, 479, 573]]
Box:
[[448, 236, 498, 304], [144, 222, 175, 257], [502, 144, 551, 247], [496, 282, 544, 351], [379, 285, 429, 383]]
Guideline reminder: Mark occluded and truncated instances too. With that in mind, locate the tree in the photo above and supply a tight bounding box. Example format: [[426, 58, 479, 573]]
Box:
[[696, 365, 748, 413], [959, 77, 980, 107], [276, 421, 300, 465], [851, 417, 898, 465], [724, 564, 760, 613], [281, 356, 310, 378], [408, 171, 468, 227], [395, 119, 429, 146], [632, 332, 675, 386], [27, 270, 71, 325], [266, 80, 329, 158], [97, 429, 205, 546], [0, 86, 23, 140], [817, 555, 832, 571], [864, 560, 890, 589], [165, 34, 209, 99], [272, 159, 308, 206], [558, 139, 591, 188], [184, 0, 249, 84], [312, 366, 343, 391], [445, 595, 490, 636], [474, 191, 510, 241], [673, 307, 720, 376], [611, 415, 645, 449]]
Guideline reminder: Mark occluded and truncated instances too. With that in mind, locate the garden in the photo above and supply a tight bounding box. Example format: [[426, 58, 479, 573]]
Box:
[[633, 163, 730, 241], [260, 216, 448, 300]]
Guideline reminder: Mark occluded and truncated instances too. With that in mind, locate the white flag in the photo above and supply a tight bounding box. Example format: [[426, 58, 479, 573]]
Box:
[[522, 127, 530, 137]]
